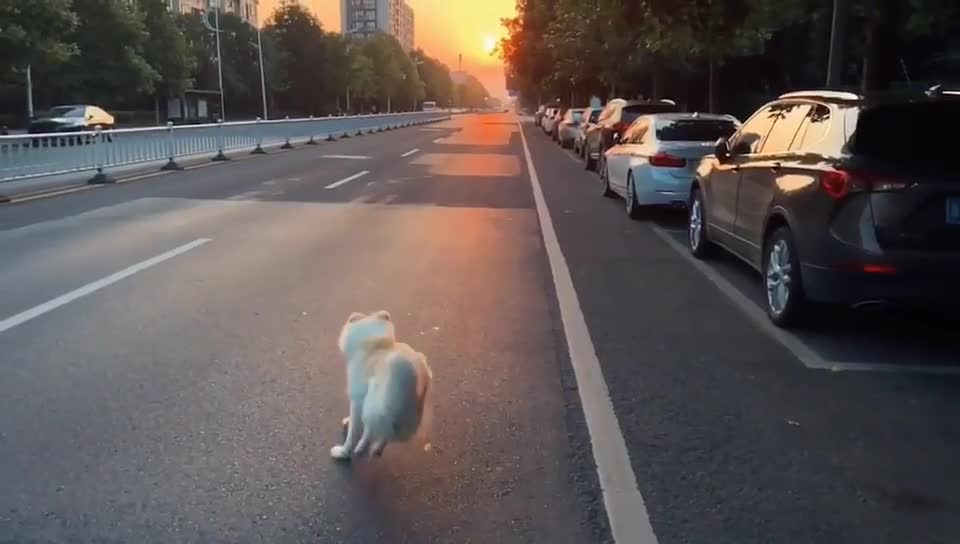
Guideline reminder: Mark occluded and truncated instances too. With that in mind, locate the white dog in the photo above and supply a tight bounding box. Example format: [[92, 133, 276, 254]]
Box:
[[331, 310, 433, 460]]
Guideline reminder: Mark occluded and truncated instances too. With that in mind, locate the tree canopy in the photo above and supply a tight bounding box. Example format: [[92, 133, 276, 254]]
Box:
[[501, 0, 960, 116]]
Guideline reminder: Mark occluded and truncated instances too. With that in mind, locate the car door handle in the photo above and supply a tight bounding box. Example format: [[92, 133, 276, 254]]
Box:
[[770, 162, 782, 172]]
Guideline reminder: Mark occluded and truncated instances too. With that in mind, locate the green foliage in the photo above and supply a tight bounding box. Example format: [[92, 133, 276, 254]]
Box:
[[140, 0, 195, 97], [0, 0, 78, 70], [414, 50, 455, 107], [60, 0, 158, 102]]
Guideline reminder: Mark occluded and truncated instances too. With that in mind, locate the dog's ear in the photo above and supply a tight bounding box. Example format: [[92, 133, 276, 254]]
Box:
[[373, 310, 391, 321], [347, 312, 365, 323]]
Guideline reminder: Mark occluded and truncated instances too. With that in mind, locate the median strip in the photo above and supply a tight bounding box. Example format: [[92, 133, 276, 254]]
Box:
[[325, 170, 370, 189], [0, 238, 212, 335]]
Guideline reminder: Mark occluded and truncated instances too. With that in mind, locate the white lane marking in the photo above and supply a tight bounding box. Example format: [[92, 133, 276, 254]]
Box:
[[517, 119, 659, 544], [432, 138, 444, 144], [650, 226, 960, 375], [8, 184, 96, 203], [401, 148, 420, 158], [0, 238, 212, 335], [325, 170, 370, 189], [321, 154, 371, 160], [227, 190, 265, 201]]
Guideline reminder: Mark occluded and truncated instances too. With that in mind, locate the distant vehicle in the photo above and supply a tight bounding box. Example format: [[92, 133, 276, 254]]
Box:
[[601, 112, 740, 215], [421, 101, 438, 112], [534, 105, 547, 126], [556, 108, 586, 148], [541, 107, 563, 135], [690, 89, 960, 327], [583, 99, 679, 171], [28, 105, 114, 133]]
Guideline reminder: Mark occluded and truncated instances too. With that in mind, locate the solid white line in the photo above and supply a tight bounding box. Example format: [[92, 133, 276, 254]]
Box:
[[650, 226, 829, 369], [517, 119, 658, 544], [321, 154, 371, 160], [401, 148, 420, 158], [0, 238, 212, 335], [325, 170, 370, 189], [649, 226, 960, 375]]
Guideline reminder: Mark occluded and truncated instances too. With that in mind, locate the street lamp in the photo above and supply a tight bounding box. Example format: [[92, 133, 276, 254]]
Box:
[[344, 27, 362, 114], [202, 3, 227, 121]]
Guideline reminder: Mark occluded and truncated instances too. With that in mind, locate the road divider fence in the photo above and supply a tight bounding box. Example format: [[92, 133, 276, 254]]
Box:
[[0, 111, 450, 185]]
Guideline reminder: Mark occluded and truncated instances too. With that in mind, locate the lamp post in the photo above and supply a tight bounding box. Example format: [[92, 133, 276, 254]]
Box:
[[256, 25, 268, 120], [343, 27, 362, 114], [202, 3, 226, 121]]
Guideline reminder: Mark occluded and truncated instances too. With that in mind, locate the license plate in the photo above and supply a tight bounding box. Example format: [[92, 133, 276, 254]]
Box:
[[948, 197, 960, 225]]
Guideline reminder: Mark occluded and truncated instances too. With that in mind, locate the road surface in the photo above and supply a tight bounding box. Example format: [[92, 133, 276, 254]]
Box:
[[1, 113, 958, 543]]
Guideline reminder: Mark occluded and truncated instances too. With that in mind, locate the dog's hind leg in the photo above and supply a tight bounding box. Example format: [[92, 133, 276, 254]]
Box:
[[331, 401, 361, 460], [354, 429, 372, 457], [370, 441, 386, 458]]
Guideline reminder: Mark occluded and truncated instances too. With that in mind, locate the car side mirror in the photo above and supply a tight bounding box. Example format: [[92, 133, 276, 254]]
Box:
[[714, 137, 731, 161], [613, 132, 621, 144]]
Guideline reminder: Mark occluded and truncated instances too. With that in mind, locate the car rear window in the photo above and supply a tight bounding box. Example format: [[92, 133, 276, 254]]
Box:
[[656, 119, 738, 141], [850, 102, 960, 172], [622, 103, 680, 124], [588, 110, 601, 123]]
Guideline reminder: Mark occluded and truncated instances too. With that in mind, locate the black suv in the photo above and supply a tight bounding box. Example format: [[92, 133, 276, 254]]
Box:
[[689, 89, 960, 327]]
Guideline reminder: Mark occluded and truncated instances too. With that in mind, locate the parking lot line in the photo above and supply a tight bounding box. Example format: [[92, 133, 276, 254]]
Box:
[[519, 119, 659, 544], [650, 225, 960, 375]]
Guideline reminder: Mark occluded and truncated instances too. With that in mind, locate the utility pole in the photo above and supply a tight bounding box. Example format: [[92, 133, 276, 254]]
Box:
[[256, 26, 268, 120], [213, 5, 226, 121], [25, 64, 34, 119], [825, 0, 847, 87]]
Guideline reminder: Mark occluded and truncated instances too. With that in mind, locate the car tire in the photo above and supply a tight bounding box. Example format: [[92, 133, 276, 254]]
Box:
[[688, 187, 715, 259], [763, 226, 809, 328], [600, 154, 615, 198], [625, 173, 646, 219], [584, 142, 595, 171]]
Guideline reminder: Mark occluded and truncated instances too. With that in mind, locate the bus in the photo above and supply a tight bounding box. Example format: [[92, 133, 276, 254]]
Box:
[[421, 101, 438, 112]]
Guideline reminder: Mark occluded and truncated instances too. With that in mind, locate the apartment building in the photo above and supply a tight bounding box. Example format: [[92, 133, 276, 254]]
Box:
[[341, 0, 415, 51], [167, 0, 258, 25]]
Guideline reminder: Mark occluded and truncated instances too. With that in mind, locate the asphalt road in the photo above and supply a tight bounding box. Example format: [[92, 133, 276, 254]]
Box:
[[1, 113, 959, 544]]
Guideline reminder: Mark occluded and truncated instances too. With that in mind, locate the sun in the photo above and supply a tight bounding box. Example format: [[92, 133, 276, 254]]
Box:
[[483, 35, 498, 55]]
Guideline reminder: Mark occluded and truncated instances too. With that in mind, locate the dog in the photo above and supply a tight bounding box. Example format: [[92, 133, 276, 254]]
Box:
[[331, 310, 433, 460]]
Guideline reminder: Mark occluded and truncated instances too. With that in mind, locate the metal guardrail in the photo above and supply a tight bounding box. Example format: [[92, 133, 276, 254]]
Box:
[[0, 111, 450, 184]]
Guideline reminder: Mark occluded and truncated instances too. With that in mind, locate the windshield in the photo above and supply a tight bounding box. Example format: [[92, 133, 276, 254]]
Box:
[[656, 119, 738, 141], [47, 106, 85, 118]]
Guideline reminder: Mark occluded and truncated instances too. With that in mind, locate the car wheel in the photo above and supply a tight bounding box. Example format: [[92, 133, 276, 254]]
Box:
[[600, 155, 614, 198], [763, 226, 808, 328], [583, 142, 595, 171], [625, 173, 646, 219], [688, 188, 715, 259]]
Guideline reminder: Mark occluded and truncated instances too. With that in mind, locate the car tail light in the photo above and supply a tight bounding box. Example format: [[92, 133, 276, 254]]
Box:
[[837, 261, 898, 275], [821, 169, 909, 199], [649, 152, 686, 168], [612, 121, 630, 134]]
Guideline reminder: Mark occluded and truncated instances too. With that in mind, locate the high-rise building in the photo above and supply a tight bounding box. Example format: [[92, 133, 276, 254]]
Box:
[[341, 0, 414, 51], [168, 0, 258, 26]]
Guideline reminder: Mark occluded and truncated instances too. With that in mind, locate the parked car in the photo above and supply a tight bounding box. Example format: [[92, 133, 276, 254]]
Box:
[[575, 107, 603, 156], [28, 105, 114, 133], [534, 105, 547, 126], [689, 88, 960, 327], [601, 113, 740, 216], [583, 98, 679, 171], [542, 107, 563, 135], [556, 108, 587, 148]]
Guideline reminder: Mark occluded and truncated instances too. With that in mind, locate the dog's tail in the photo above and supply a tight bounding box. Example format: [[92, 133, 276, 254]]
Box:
[[362, 352, 426, 443]]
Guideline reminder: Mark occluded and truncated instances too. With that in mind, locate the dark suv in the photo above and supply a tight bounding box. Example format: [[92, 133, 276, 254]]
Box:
[[689, 89, 960, 327], [583, 99, 679, 171]]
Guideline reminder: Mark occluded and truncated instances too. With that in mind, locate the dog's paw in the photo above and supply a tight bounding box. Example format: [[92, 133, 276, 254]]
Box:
[[330, 445, 352, 460]]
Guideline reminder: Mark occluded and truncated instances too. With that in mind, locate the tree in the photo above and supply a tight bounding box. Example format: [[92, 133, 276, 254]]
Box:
[[140, 0, 196, 99], [361, 32, 420, 112], [414, 50, 455, 107], [0, 0, 77, 71], [58, 0, 158, 105], [265, 0, 331, 115], [347, 49, 378, 111], [454, 72, 490, 108]]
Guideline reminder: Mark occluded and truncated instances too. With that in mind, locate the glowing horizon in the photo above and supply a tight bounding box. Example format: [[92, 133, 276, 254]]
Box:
[[258, 0, 513, 99]]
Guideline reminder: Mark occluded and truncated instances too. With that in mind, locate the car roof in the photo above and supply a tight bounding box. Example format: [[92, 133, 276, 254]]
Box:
[[777, 87, 960, 106], [647, 112, 739, 122]]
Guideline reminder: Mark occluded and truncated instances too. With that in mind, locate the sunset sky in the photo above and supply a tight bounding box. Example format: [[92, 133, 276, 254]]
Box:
[[258, 0, 515, 99]]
